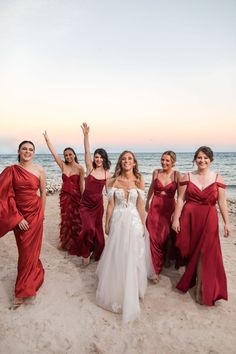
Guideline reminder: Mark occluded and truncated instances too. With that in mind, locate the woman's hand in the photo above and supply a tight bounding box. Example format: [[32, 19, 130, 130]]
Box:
[[105, 223, 110, 235], [81, 122, 90, 135], [43, 130, 49, 141], [18, 218, 29, 231], [224, 223, 231, 237], [172, 219, 180, 233]]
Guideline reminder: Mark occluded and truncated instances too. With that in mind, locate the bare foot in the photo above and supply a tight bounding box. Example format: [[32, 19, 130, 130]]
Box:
[[150, 274, 160, 284], [10, 297, 24, 310], [82, 256, 90, 266], [57, 244, 66, 251]]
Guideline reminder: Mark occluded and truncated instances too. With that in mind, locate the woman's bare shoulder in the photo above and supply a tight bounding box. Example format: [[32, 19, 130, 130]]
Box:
[[107, 177, 116, 188]]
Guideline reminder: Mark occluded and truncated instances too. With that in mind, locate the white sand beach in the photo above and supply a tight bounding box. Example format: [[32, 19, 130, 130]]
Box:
[[0, 194, 236, 354]]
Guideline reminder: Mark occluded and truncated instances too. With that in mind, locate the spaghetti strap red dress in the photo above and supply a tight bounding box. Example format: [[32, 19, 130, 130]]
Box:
[[0, 165, 44, 298], [146, 171, 177, 274], [78, 172, 106, 261], [176, 179, 228, 305], [59, 173, 82, 255]]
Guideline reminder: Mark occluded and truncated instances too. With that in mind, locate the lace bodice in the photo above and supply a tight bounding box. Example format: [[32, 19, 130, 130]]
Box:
[[108, 188, 144, 208]]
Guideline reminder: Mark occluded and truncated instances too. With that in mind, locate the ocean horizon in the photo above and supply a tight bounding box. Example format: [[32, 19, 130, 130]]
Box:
[[0, 152, 235, 199]]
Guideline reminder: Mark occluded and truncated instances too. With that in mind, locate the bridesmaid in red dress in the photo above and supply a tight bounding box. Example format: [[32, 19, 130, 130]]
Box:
[[78, 123, 111, 265], [172, 146, 230, 305], [0, 141, 46, 308], [145, 151, 181, 282], [43, 131, 84, 254]]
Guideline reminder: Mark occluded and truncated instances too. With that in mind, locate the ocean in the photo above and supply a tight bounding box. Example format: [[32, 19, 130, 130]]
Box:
[[0, 153, 235, 200]]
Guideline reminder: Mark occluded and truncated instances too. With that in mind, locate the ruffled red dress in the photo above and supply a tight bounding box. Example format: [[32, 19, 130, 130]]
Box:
[[78, 172, 106, 261], [146, 171, 177, 274], [0, 165, 44, 298], [59, 173, 82, 255], [176, 177, 228, 305]]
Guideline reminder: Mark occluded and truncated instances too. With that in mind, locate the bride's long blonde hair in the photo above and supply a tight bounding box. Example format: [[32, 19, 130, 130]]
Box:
[[112, 150, 142, 182]]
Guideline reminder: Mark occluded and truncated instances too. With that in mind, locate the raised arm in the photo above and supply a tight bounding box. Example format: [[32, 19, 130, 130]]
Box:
[[43, 131, 64, 170], [217, 175, 231, 237], [81, 122, 93, 174]]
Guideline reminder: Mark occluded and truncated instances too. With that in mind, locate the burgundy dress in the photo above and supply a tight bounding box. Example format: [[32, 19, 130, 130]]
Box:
[[146, 171, 177, 275], [0, 165, 44, 298], [176, 178, 228, 305], [78, 172, 106, 261], [59, 173, 82, 255]]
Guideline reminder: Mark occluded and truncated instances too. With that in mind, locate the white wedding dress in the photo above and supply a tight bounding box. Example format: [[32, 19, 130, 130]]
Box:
[[96, 187, 148, 323]]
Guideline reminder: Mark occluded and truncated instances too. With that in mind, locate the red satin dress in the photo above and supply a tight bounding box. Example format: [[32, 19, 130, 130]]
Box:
[[146, 171, 177, 275], [59, 173, 82, 255], [176, 177, 228, 305], [78, 172, 106, 261], [0, 165, 44, 298]]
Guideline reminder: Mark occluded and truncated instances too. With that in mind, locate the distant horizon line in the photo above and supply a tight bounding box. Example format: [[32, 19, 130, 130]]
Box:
[[1, 151, 236, 155]]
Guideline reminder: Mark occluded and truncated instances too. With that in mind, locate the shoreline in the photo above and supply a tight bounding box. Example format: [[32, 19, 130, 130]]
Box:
[[46, 188, 236, 214]]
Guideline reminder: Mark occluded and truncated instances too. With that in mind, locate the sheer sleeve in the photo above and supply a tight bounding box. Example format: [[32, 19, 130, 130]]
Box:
[[0, 166, 23, 237], [137, 188, 145, 201]]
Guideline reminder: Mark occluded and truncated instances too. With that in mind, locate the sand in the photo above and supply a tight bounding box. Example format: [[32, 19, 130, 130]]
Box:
[[0, 194, 236, 354]]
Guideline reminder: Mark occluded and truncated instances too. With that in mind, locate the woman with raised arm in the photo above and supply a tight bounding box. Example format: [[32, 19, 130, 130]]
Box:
[[0, 141, 46, 308], [43, 131, 84, 254], [96, 151, 148, 323], [172, 146, 230, 305], [145, 151, 181, 282], [78, 123, 111, 265]]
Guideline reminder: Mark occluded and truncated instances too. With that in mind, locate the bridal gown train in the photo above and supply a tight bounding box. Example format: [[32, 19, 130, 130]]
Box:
[[96, 188, 148, 323]]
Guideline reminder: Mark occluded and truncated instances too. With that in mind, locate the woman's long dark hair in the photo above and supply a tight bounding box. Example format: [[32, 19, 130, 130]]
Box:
[[193, 146, 214, 162], [113, 150, 141, 181], [93, 148, 111, 170], [18, 140, 35, 162], [63, 147, 79, 164]]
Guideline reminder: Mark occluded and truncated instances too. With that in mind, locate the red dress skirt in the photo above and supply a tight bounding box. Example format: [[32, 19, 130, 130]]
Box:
[[78, 174, 106, 261], [59, 173, 82, 255], [146, 176, 177, 274], [176, 181, 228, 305]]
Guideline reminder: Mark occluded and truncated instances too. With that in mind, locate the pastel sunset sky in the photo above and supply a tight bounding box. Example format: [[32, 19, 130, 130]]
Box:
[[1, 0, 235, 153]]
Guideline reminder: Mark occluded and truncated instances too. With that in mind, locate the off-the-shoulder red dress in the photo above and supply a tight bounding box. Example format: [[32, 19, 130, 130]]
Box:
[[176, 178, 227, 305]]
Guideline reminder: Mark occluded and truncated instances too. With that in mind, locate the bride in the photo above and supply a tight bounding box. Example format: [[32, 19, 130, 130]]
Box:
[[96, 150, 148, 323]]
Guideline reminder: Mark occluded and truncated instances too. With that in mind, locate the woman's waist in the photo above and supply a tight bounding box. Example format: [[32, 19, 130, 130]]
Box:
[[60, 186, 81, 196], [81, 193, 103, 203], [153, 191, 176, 198], [16, 197, 42, 214], [186, 199, 216, 206]]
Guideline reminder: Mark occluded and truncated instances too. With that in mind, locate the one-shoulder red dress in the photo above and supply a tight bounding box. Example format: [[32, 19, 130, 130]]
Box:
[[176, 178, 228, 305], [59, 173, 82, 255], [78, 172, 106, 261], [146, 171, 177, 274], [0, 165, 44, 298]]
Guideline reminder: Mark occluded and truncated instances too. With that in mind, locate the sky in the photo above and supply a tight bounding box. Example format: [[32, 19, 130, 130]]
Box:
[[0, 0, 235, 153]]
